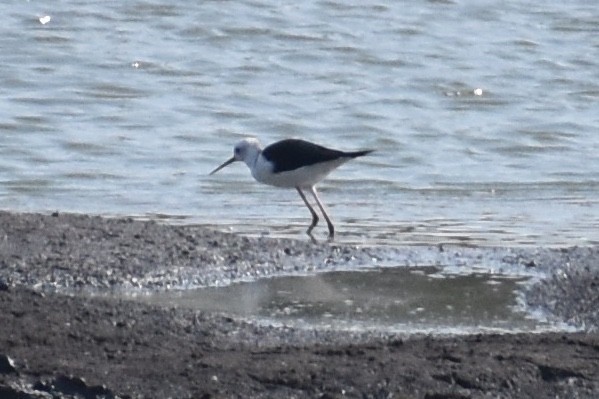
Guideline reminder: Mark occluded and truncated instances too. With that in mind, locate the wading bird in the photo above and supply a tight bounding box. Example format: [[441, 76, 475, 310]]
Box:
[[210, 138, 373, 241]]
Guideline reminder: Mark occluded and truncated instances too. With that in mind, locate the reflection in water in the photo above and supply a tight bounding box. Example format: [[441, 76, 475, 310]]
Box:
[[126, 267, 569, 335]]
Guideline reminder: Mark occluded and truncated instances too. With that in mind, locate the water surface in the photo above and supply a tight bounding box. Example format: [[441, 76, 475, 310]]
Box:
[[1, 1, 598, 246], [124, 266, 569, 335]]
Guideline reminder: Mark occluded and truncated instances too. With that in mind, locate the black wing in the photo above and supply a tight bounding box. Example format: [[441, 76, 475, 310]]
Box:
[[262, 139, 346, 174]]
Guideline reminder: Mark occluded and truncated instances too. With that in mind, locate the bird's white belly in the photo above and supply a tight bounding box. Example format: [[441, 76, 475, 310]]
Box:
[[252, 157, 348, 188]]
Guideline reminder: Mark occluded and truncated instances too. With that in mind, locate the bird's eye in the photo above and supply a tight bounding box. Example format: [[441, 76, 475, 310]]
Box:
[[234, 148, 240, 154]]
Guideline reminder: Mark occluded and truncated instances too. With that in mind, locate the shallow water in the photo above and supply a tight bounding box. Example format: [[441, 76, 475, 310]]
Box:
[[123, 266, 571, 335], [1, 1, 598, 246]]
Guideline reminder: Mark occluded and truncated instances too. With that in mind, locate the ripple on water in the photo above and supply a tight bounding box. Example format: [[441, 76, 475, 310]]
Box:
[[0, 0, 598, 246]]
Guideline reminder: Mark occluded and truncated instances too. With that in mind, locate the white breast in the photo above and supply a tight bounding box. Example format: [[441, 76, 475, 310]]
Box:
[[252, 155, 349, 188]]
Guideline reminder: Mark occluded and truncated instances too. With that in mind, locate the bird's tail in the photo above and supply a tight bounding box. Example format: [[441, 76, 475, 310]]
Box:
[[345, 149, 374, 158]]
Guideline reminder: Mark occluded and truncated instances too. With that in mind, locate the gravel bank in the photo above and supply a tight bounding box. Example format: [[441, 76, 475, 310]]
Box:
[[0, 211, 597, 398]]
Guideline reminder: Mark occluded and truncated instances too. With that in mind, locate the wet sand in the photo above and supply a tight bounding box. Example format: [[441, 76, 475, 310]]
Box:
[[1, 211, 598, 398]]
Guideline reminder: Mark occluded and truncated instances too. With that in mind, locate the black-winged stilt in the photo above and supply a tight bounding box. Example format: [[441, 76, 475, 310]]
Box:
[[209, 138, 373, 240]]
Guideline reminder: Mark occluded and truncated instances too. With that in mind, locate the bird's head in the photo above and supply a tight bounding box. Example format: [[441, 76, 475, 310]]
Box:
[[209, 137, 262, 175]]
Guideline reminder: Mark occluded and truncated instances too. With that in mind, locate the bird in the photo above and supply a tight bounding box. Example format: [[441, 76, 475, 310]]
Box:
[[209, 137, 373, 241]]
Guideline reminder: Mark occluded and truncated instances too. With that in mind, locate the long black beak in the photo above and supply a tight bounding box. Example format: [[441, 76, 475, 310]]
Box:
[[209, 157, 236, 175]]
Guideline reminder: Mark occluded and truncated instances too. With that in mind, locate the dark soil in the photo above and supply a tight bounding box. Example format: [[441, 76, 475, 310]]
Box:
[[0, 211, 598, 398]]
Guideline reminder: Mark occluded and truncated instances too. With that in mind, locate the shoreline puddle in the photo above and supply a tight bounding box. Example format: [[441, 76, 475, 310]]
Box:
[[115, 266, 574, 335]]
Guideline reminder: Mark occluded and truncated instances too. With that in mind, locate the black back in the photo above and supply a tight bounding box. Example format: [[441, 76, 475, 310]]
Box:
[[262, 139, 349, 173]]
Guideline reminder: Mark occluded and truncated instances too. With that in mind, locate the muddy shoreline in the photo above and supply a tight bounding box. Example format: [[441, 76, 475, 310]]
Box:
[[1, 211, 598, 398]]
